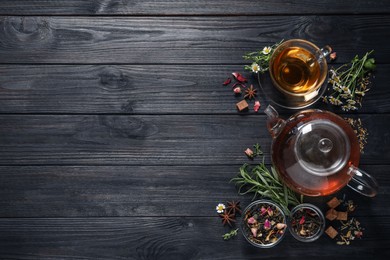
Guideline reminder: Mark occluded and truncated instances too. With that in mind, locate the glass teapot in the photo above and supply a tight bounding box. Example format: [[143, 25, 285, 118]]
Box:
[[265, 105, 378, 197]]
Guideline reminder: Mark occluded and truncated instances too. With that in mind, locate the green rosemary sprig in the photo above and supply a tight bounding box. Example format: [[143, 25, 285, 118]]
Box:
[[243, 40, 284, 73], [231, 161, 301, 215], [222, 228, 239, 240], [323, 50, 375, 111]]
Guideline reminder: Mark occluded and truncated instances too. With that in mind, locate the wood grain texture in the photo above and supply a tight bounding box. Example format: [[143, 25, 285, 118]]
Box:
[[0, 114, 389, 165], [0, 165, 387, 218], [1, 64, 389, 114], [0, 216, 388, 259], [0, 0, 389, 15], [0, 16, 390, 64]]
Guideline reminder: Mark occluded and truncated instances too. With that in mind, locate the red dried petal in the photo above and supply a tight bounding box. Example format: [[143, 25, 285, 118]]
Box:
[[299, 216, 305, 225], [232, 72, 247, 83], [223, 78, 232, 86]]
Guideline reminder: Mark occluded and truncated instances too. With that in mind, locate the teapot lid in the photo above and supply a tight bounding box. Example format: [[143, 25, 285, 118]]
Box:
[[294, 119, 350, 176]]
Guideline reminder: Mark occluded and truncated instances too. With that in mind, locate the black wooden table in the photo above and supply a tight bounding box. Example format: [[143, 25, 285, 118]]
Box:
[[0, 1, 389, 259]]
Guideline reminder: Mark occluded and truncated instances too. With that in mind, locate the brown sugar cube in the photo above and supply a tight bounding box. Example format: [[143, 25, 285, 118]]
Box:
[[327, 197, 341, 209], [236, 100, 249, 112], [326, 208, 338, 221], [325, 226, 338, 239], [336, 211, 348, 221]]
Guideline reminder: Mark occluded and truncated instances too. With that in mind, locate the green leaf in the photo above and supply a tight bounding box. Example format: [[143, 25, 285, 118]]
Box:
[[364, 58, 376, 70]]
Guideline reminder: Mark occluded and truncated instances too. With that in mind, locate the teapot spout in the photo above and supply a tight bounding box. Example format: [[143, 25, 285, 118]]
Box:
[[265, 105, 286, 138]]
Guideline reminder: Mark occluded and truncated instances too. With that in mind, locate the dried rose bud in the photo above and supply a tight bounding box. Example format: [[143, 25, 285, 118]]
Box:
[[354, 230, 363, 238], [223, 78, 232, 86], [260, 206, 267, 215], [244, 148, 254, 158], [247, 217, 257, 224], [253, 100, 261, 112], [330, 52, 337, 61], [251, 227, 258, 237], [299, 216, 306, 225], [233, 86, 241, 94], [264, 219, 271, 230], [276, 223, 287, 230], [232, 72, 247, 83]]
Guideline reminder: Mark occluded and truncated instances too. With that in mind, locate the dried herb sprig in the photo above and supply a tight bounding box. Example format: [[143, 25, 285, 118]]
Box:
[[231, 161, 301, 215], [243, 40, 284, 73], [345, 117, 368, 153], [323, 50, 375, 111], [222, 228, 239, 240]]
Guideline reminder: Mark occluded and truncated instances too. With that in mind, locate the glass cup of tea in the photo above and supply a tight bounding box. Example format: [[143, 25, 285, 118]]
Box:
[[269, 39, 332, 104]]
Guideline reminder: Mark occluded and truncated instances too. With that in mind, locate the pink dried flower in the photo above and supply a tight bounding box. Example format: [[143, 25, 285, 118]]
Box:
[[223, 78, 231, 86], [245, 148, 254, 158], [264, 219, 271, 230], [251, 227, 258, 237], [260, 206, 267, 215], [233, 86, 241, 94], [354, 230, 363, 238], [253, 100, 261, 112], [276, 223, 286, 230], [330, 52, 337, 61], [247, 217, 257, 224]]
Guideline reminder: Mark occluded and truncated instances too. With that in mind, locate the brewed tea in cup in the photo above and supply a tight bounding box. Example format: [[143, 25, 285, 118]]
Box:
[[269, 39, 331, 101]]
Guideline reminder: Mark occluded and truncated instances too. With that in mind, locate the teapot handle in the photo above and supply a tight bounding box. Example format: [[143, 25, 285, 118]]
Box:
[[347, 165, 379, 197], [264, 105, 285, 138]]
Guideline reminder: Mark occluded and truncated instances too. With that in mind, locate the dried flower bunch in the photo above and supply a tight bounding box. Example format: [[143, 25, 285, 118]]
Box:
[[243, 40, 284, 73], [243, 201, 287, 246], [345, 117, 368, 153], [323, 50, 376, 111]]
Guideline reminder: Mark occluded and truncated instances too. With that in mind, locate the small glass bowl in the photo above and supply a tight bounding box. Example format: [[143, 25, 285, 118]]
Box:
[[288, 203, 325, 242], [241, 200, 287, 248]]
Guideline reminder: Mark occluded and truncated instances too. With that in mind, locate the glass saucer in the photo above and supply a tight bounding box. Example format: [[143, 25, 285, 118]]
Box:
[[257, 73, 327, 110]]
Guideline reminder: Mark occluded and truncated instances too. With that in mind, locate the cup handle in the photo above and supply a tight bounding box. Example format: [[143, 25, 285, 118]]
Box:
[[347, 165, 379, 197], [317, 45, 332, 61]]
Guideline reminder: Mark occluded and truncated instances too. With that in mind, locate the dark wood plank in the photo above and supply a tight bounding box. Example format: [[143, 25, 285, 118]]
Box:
[[0, 0, 389, 15], [0, 114, 388, 165], [0, 216, 388, 259], [1, 64, 389, 114], [0, 165, 387, 217], [0, 16, 390, 64]]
